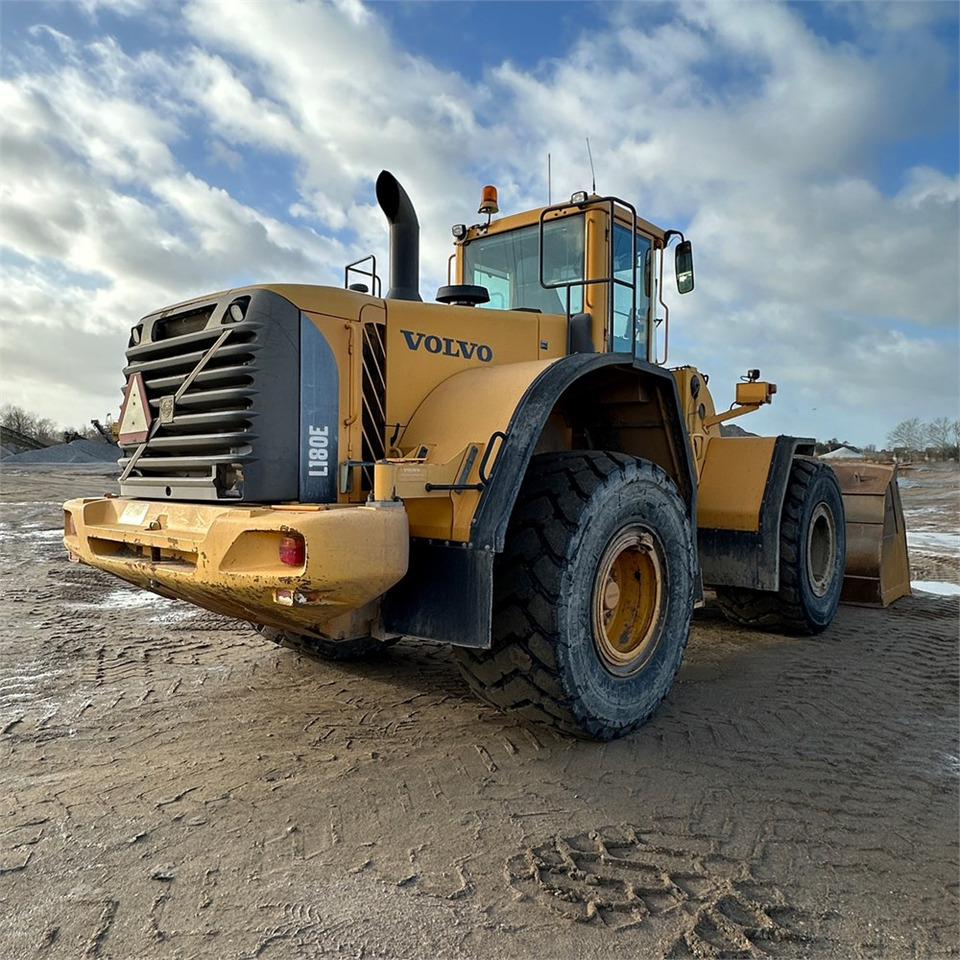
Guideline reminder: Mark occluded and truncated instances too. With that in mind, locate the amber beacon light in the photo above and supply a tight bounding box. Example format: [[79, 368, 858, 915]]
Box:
[[478, 185, 499, 215]]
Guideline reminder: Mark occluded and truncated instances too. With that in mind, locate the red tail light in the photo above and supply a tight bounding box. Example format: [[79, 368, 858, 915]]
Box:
[[279, 533, 305, 566]]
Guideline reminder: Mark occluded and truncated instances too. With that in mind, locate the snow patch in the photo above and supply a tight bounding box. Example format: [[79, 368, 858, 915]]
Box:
[[911, 581, 960, 597], [23, 528, 65, 541], [907, 530, 960, 557], [148, 609, 198, 624], [67, 589, 181, 612]]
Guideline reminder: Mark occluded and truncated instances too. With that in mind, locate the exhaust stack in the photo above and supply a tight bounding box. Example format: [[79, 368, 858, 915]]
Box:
[[376, 170, 422, 302]]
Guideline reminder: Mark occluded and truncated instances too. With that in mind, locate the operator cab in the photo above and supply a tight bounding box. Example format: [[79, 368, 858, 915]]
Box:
[[452, 188, 694, 364]]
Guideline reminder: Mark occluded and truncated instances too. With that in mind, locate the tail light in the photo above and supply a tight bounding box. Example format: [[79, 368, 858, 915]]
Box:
[[64, 512, 77, 537], [279, 533, 305, 567]]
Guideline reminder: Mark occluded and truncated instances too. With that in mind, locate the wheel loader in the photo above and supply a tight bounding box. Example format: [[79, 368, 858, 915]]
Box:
[[63, 171, 910, 740]]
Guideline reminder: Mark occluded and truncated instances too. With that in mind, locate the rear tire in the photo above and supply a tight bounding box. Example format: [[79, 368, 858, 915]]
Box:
[[454, 452, 697, 741], [716, 458, 845, 635], [254, 625, 396, 661]]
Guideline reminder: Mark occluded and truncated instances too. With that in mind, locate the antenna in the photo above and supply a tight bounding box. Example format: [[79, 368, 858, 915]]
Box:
[[548, 153, 552, 205], [586, 138, 596, 194]]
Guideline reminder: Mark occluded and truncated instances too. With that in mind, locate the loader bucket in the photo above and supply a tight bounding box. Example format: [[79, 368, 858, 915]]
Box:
[[829, 462, 911, 606]]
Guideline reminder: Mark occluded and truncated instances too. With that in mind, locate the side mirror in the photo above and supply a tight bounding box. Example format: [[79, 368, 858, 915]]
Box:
[[675, 240, 694, 294]]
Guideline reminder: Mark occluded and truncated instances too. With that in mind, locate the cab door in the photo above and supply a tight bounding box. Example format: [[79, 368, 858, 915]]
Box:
[[610, 220, 654, 360]]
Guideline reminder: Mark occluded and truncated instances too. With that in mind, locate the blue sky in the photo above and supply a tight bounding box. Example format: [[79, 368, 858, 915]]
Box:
[[1, 0, 957, 447]]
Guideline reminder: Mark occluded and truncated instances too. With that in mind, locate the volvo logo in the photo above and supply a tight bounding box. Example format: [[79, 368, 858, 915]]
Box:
[[401, 329, 493, 362]]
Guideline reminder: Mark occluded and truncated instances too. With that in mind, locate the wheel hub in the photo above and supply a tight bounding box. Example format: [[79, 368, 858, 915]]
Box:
[[806, 502, 838, 598], [592, 525, 663, 677]]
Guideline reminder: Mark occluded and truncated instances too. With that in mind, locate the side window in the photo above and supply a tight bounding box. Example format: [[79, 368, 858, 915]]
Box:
[[611, 224, 652, 356]]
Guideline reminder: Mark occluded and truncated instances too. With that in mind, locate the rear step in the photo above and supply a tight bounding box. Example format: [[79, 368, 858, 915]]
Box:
[[831, 462, 911, 606]]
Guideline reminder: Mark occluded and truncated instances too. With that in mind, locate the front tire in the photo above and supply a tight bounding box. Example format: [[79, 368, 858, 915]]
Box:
[[454, 452, 697, 741], [716, 458, 845, 634]]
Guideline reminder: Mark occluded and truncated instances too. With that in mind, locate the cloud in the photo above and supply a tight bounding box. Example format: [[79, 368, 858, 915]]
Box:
[[0, 0, 956, 446]]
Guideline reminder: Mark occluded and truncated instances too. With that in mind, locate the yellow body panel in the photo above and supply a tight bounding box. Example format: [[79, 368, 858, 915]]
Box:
[[385, 359, 561, 540], [63, 495, 409, 636], [383, 299, 564, 436], [697, 436, 778, 532], [670, 366, 720, 478], [583, 208, 610, 351], [257, 283, 380, 318]]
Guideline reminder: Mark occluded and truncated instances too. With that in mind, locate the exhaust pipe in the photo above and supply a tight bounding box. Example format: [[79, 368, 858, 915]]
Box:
[[376, 170, 422, 302]]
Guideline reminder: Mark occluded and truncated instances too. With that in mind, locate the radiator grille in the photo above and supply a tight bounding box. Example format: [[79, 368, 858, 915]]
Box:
[[119, 307, 259, 499], [360, 321, 386, 490]]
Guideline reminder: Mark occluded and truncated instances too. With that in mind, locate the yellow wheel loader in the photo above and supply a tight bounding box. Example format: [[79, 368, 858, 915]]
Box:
[[63, 172, 909, 740]]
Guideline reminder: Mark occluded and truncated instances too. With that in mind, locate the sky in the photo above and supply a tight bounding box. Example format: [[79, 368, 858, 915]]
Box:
[[1, 0, 957, 448]]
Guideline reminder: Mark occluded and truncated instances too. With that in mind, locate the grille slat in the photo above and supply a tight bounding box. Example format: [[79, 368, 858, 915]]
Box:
[[137, 432, 254, 451], [146, 386, 254, 410], [125, 341, 255, 376], [120, 450, 254, 471], [155, 410, 253, 432], [144, 365, 254, 393]]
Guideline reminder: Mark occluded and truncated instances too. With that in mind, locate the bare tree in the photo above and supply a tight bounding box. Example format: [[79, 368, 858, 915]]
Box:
[[926, 417, 956, 458], [886, 418, 925, 456], [0, 404, 60, 445], [2, 404, 117, 448], [0, 404, 32, 435]]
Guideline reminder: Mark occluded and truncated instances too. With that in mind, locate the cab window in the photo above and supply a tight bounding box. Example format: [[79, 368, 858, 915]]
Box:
[[463, 215, 584, 315]]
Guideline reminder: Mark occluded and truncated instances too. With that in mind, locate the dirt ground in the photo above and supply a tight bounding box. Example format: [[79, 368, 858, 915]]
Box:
[[1, 462, 957, 960]]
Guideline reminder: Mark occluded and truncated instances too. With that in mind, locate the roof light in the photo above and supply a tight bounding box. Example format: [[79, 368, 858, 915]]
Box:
[[570, 190, 588, 204], [225, 298, 248, 323], [478, 185, 499, 215], [279, 532, 305, 567], [452, 223, 467, 240]]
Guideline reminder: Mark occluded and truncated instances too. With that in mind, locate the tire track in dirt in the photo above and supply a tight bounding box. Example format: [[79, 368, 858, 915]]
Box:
[[2, 466, 958, 959], [507, 824, 820, 955]]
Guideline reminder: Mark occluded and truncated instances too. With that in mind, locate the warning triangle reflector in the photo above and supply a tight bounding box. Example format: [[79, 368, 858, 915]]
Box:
[[117, 373, 152, 444]]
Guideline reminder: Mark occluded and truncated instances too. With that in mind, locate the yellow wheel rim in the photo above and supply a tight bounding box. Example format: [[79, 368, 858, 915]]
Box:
[[806, 502, 838, 598], [592, 525, 663, 677]]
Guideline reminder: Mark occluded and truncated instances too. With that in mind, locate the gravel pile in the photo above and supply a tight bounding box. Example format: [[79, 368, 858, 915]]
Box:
[[2, 438, 120, 464]]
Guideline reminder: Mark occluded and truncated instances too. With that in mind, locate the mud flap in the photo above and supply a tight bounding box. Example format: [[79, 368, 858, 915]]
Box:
[[829, 463, 910, 606]]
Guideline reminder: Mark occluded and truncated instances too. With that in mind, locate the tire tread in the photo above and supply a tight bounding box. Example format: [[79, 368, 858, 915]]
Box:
[[454, 451, 694, 740], [716, 458, 843, 635]]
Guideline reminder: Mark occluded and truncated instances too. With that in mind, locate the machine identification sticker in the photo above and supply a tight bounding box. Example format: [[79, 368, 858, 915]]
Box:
[[299, 314, 339, 503]]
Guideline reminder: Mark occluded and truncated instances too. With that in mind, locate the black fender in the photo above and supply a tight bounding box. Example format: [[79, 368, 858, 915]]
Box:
[[471, 353, 698, 551]]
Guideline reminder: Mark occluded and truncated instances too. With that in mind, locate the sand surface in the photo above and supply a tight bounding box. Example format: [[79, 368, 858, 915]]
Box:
[[1, 462, 957, 959]]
